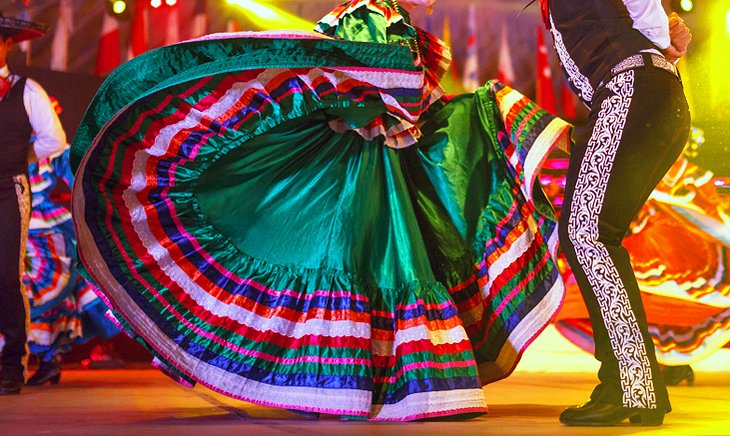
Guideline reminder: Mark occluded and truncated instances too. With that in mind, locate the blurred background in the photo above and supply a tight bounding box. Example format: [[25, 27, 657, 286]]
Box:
[[1, 0, 726, 174], [1, 0, 728, 365]]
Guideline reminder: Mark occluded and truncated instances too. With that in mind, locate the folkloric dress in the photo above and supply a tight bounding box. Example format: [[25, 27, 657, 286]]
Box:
[[70, 0, 571, 420], [25, 148, 119, 363]]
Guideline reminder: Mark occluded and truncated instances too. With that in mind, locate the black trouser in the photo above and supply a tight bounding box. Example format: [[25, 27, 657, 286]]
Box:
[[0, 174, 31, 382], [558, 63, 690, 411]]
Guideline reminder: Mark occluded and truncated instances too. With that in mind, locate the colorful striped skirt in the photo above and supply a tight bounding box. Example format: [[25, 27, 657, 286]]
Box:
[[24, 151, 120, 362], [71, 33, 570, 420]]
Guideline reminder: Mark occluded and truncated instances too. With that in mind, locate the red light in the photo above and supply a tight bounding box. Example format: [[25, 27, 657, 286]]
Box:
[[150, 0, 162, 8], [165, 0, 177, 5]]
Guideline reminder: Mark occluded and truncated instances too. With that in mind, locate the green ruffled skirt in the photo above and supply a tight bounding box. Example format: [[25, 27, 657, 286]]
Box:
[[71, 32, 570, 420]]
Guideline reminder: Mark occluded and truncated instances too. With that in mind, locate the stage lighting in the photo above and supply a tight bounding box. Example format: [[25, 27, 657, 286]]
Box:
[[684, 128, 704, 158], [150, 0, 175, 8], [672, 0, 695, 13], [226, 0, 315, 30], [107, 0, 129, 17], [112, 0, 127, 14]]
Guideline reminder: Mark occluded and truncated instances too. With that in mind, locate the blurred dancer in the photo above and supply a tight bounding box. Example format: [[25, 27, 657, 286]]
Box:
[[24, 144, 120, 387]]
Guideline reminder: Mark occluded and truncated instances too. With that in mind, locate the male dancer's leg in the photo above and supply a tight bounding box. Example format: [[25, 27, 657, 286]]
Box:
[[0, 175, 31, 385], [558, 67, 690, 410]]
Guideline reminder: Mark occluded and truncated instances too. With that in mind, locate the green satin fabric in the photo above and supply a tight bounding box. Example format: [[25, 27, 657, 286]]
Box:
[[193, 89, 517, 292], [321, 2, 415, 46], [194, 112, 435, 291], [69, 1, 563, 416]]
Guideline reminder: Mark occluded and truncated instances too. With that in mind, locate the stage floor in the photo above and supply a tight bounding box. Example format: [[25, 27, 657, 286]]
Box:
[[3, 327, 729, 435]]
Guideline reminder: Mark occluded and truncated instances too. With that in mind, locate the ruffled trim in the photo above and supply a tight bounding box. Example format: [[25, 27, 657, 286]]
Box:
[[71, 35, 428, 171], [315, 0, 451, 148], [316, 0, 410, 41], [29, 151, 74, 230], [557, 312, 730, 366], [651, 309, 730, 364], [25, 223, 79, 316], [76, 228, 487, 419], [442, 81, 570, 383]]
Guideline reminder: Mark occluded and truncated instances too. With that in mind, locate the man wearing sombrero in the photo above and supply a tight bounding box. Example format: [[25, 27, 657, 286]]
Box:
[[0, 12, 65, 395]]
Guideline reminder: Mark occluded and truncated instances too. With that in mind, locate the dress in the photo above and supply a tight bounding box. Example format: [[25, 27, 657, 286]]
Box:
[[24, 148, 119, 363], [0, 11, 60, 396], [70, 0, 571, 420]]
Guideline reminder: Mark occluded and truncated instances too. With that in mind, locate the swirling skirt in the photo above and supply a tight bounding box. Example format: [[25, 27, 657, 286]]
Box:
[[24, 219, 119, 361], [71, 33, 570, 420]]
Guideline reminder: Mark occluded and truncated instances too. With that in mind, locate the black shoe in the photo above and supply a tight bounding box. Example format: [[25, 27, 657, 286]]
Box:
[[26, 360, 61, 387], [559, 400, 665, 426], [663, 365, 694, 386], [0, 380, 23, 395]]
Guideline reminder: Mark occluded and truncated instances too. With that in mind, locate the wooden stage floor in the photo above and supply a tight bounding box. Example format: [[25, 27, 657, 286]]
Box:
[[2, 328, 729, 435]]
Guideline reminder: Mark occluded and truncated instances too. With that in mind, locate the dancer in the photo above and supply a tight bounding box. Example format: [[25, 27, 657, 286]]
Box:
[[539, 0, 692, 426], [70, 0, 571, 420], [0, 13, 65, 396], [24, 145, 120, 387]]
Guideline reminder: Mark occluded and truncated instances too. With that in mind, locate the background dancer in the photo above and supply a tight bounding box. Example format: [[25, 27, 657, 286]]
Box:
[[24, 142, 120, 387], [0, 12, 65, 396]]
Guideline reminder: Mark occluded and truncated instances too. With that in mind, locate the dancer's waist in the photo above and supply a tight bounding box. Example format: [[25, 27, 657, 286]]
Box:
[[609, 53, 680, 80]]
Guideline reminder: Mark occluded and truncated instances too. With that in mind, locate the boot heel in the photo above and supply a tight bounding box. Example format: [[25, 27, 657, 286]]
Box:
[[49, 374, 61, 385], [629, 409, 664, 426]]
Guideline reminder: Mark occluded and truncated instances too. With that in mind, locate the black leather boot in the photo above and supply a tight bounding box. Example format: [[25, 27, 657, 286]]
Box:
[[0, 379, 23, 395], [26, 358, 61, 386], [560, 400, 665, 426], [662, 365, 694, 386]]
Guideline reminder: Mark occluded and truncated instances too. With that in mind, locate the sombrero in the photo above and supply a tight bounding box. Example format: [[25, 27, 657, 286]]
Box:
[[0, 13, 48, 42]]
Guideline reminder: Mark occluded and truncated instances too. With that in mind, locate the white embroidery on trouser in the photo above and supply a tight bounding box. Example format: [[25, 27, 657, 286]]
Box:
[[567, 70, 656, 409], [549, 14, 594, 104], [13, 174, 31, 380]]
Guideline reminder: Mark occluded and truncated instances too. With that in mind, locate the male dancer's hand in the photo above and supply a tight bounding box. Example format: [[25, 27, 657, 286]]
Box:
[[662, 12, 692, 62]]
